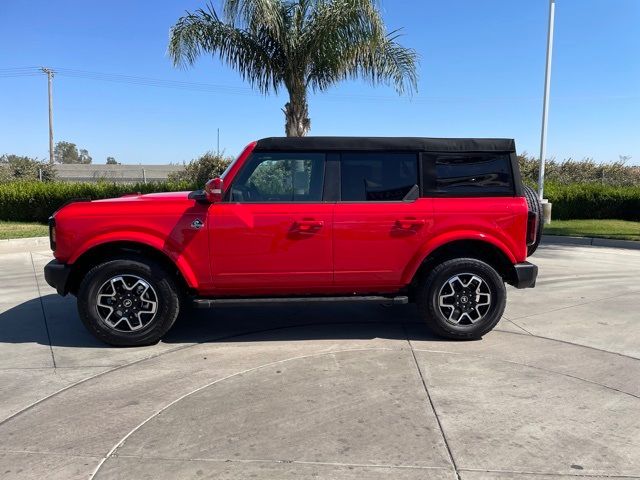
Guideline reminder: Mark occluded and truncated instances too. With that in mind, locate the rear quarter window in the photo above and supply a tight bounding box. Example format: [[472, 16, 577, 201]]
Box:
[[422, 153, 514, 196]]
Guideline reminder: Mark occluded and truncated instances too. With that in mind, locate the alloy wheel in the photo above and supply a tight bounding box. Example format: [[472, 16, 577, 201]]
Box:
[[95, 275, 158, 332], [437, 273, 492, 325]]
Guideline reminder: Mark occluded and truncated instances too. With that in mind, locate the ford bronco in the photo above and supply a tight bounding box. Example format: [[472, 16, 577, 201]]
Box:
[[44, 137, 540, 346]]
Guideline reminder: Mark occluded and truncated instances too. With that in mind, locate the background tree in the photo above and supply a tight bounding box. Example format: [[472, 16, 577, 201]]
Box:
[[54, 141, 79, 164], [169, 0, 418, 136], [0, 154, 56, 182], [54, 141, 92, 164], [78, 149, 92, 164], [106, 156, 119, 165], [168, 152, 232, 186]]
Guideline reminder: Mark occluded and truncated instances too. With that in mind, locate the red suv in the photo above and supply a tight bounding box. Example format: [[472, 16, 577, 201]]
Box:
[[45, 137, 540, 346]]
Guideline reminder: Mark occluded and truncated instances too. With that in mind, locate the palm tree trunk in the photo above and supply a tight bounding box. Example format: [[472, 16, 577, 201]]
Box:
[[284, 87, 311, 137]]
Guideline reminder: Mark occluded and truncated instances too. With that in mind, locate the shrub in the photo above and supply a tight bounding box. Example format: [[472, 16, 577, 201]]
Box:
[[0, 155, 57, 182], [168, 152, 232, 187], [0, 181, 195, 223], [1, 180, 639, 225], [544, 182, 640, 221], [518, 154, 640, 187]]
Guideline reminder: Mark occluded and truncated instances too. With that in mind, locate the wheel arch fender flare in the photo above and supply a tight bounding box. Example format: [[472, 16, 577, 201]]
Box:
[[401, 231, 517, 285], [68, 232, 199, 290]]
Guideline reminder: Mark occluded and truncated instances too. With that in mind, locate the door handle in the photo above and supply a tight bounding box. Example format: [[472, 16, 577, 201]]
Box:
[[293, 220, 324, 234], [395, 218, 425, 230]]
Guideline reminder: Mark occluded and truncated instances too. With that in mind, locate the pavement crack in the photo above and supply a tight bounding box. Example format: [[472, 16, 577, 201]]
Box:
[[0, 448, 100, 459], [403, 324, 461, 480], [29, 251, 57, 370], [0, 320, 410, 427], [113, 454, 451, 471], [508, 289, 640, 322], [411, 347, 640, 400], [508, 319, 534, 335], [497, 329, 640, 362], [88, 347, 397, 480], [459, 467, 640, 478]]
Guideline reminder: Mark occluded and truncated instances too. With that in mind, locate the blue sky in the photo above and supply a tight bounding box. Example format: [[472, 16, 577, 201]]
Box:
[[1, 0, 638, 165]]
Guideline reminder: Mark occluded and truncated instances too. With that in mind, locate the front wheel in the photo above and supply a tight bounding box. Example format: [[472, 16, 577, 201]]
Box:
[[417, 258, 506, 340], [77, 257, 180, 346]]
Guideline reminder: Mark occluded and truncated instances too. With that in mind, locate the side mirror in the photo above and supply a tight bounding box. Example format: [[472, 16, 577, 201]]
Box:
[[205, 177, 224, 203]]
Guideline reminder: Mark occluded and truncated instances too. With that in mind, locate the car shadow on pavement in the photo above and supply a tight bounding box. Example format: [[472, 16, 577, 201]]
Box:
[[166, 302, 443, 344], [0, 294, 447, 349]]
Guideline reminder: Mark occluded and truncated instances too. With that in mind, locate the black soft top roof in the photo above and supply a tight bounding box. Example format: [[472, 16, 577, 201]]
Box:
[[254, 137, 515, 153]]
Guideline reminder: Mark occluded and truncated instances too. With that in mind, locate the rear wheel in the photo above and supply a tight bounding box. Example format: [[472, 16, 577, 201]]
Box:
[[523, 185, 544, 256], [77, 256, 180, 346], [417, 258, 506, 340]]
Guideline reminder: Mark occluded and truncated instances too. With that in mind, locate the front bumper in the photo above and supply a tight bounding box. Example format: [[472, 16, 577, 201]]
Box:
[[44, 259, 71, 296], [511, 262, 538, 289]]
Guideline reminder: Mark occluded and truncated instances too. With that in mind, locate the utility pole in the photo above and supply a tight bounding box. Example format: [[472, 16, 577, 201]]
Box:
[[217, 128, 220, 155], [41, 67, 55, 164], [538, 0, 555, 201]]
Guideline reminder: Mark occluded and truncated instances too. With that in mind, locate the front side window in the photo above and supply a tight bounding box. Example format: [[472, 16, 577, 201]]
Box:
[[426, 153, 514, 195], [230, 152, 325, 202], [340, 153, 418, 201]]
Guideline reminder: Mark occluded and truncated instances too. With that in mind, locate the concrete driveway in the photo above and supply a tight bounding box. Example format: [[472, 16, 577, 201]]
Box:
[[0, 241, 639, 479]]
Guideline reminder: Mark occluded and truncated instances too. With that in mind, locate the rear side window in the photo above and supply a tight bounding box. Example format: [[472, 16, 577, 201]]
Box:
[[424, 153, 514, 195], [340, 153, 418, 201]]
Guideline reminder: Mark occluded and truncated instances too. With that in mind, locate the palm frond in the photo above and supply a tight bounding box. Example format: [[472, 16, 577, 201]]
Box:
[[304, 0, 385, 46], [354, 29, 418, 95], [303, 0, 417, 94], [223, 0, 285, 36], [168, 5, 285, 94]]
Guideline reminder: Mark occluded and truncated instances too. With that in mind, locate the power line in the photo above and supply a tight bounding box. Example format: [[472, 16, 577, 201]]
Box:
[[0, 67, 488, 103], [0, 68, 42, 78], [0, 73, 41, 78], [2, 65, 638, 104], [0, 67, 41, 72], [0, 66, 427, 102], [54, 67, 259, 95], [0, 67, 42, 76]]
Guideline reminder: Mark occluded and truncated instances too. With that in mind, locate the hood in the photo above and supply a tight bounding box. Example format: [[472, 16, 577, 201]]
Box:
[[91, 191, 192, 203], [53, 190, 196, 219]]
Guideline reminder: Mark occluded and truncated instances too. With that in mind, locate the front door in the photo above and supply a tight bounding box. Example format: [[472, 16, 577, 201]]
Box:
[[333, 152, 433, 289], [210, 151, 332, 295]]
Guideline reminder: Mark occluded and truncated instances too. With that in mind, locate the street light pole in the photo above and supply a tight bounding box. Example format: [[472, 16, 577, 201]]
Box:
[[538, 0, 555, 201], [41, 67, 55, 164]]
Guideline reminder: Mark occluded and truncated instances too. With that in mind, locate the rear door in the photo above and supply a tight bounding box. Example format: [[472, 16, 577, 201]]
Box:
[[332, 152, 433, 289], [210, 152, 333, 294]]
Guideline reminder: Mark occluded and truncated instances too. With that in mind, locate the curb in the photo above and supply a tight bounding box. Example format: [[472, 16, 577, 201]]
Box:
[[0, 236, 50, 254], [541, 234, 640, 251]]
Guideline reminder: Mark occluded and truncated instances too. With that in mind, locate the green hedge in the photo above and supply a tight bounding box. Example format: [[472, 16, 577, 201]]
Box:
[[544, 183, 640, 221], [0, 181, 196, 223], [0, 180, 639, 223]]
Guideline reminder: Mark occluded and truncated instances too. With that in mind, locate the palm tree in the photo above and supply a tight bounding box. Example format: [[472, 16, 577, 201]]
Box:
[[169, 0, 418, 137]]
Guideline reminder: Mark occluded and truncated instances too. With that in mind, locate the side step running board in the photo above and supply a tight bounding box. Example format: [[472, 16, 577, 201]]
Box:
[[193, 295, 409, 308]]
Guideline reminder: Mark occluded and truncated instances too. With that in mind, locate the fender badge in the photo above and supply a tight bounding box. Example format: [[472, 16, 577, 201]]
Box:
[[191, 219, 204, 229]]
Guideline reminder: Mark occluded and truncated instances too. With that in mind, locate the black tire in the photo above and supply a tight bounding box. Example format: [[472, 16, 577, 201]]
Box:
[[417, 258, 506, 340], [523, 185, 544, 256], [77, 256, 180, 346]]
